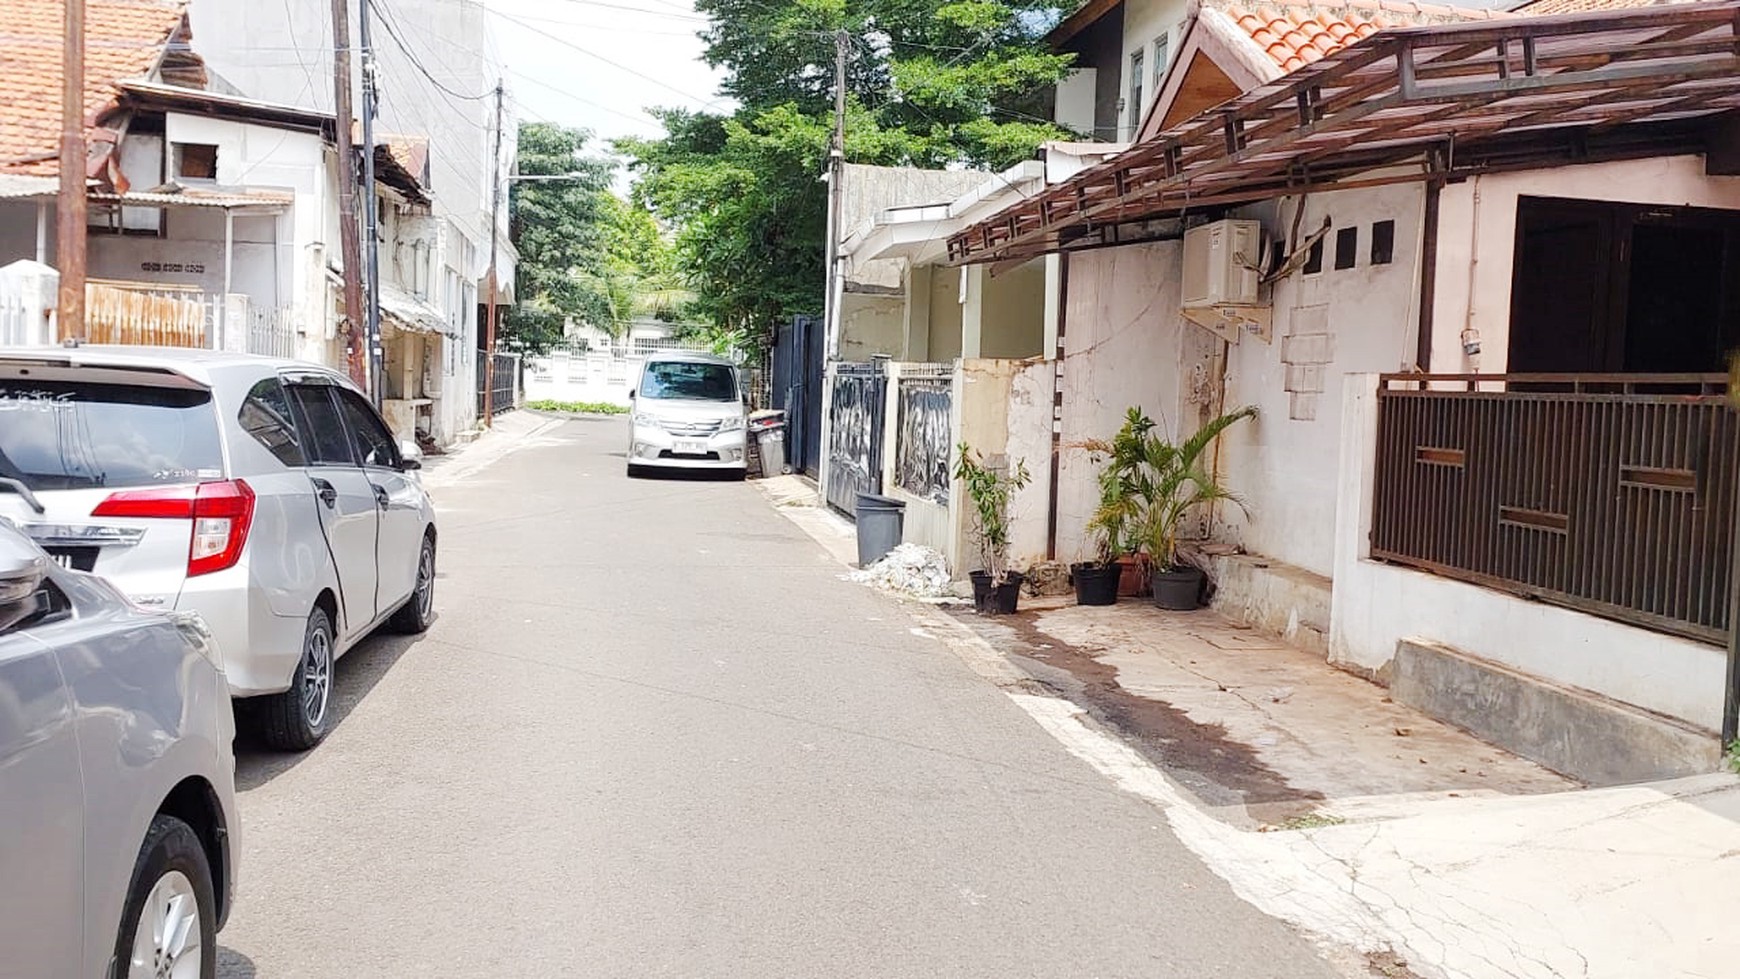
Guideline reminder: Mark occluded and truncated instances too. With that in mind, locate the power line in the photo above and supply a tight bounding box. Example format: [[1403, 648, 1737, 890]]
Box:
[[372, 0, 495, 101], [505, 67, 662, 128], [488, 8, 720, 107]]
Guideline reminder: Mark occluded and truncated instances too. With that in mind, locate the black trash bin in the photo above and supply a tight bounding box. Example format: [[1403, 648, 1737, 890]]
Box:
[[855, 492, 906, 568]]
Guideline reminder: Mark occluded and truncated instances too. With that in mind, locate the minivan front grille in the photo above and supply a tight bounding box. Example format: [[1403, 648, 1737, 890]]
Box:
[[660, 418, 722, 436]]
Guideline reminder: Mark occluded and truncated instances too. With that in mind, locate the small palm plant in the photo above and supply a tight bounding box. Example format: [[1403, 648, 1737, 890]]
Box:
[[1133, 405, 1257, 571], [954, 443, 1031, 586], [1083, 406, 1256, 572]]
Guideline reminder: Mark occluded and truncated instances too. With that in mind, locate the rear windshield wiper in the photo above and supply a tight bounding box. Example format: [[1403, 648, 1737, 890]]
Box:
[[0, 477, 46, 514]]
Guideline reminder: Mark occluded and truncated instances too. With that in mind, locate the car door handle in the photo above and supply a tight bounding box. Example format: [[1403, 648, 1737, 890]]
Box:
[[372, 485, 390, 510], [312, 478, 338, 508]]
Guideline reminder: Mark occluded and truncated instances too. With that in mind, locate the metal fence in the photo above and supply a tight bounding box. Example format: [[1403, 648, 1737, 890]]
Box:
[[477, 351, 521, 417], [824, 363, 888, 516], [1371, 373, 1739, 644]]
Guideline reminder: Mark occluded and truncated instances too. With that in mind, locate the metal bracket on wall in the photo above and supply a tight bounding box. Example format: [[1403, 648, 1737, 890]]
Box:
[[1183, 304, 1273, 345]]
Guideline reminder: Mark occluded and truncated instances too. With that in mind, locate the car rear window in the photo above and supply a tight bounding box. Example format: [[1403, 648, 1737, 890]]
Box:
[[638, 361, 738, 401], [0, 380, 224, 490]]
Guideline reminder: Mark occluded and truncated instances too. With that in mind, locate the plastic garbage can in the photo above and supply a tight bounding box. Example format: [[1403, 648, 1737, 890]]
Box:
[[855, 492, 906, 568], [754, 425, 787, 476]]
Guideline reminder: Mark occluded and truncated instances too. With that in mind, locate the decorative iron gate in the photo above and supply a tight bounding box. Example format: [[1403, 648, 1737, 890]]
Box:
[[477, 351, 520, 417], [824, 362, 887, 516], [1371, 373, 1738, 644], [894, 367, 953, 505]]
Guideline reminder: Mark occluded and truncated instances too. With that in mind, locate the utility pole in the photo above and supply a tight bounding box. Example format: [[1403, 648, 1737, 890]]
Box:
[[482, 82, 505, 428], [57, 0, 87, 342], [359, 0, 383, 405], [822, 28, 848, 362], [331, 0, 368, 389]]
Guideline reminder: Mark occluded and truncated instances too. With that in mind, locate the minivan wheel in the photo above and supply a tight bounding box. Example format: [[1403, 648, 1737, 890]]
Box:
[[259, 607, 335, 751], [112, 815, 216, 979], [388, 534, 436, 634]]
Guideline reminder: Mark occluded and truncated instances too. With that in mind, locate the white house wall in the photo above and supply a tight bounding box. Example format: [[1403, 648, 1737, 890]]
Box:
[[1054, 241, 1187, 564], [1430, 155, 1740, 374], [1212, 184, 1427, 579], [1119, 0, 1190, 139]]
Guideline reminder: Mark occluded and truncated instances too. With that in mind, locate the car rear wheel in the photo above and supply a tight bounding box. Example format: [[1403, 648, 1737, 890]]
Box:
[[259, 606, 335, 751], [113, 815, 216, 979], [388, 534, 436, 634]]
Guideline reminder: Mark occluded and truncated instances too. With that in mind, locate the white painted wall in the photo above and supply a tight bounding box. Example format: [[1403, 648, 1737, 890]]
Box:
[[1054, 241, 1187, 564], [1430, 155, 1740, 374], [1210, 184, 1427, 578], [1119, 0, 1190, 139], [1330, 374, 1726, 730], [1055, 68, 1098, 137], [525, 352, 643, 407]]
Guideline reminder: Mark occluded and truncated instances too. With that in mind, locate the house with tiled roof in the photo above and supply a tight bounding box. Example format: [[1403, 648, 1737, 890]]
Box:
[[0, 0, 505, 447], [925, 2, 1740, 781]]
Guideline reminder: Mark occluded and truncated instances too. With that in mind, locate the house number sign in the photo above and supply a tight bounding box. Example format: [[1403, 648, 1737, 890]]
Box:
[[140, 261, 206, 274]]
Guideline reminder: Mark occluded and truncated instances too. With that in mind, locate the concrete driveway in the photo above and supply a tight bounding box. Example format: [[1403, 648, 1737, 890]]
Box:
[[217, 415, 1343, 978]]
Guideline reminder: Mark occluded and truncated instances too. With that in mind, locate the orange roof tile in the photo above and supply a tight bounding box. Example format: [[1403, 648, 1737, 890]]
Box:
[[1220, 1, 1507, 73], [0, 0, 188, 177], [1517, 0, 1675, 13]]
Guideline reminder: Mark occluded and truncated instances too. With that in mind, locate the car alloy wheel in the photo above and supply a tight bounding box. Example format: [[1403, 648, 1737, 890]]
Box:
[[414, 540, 435, 620], [127, 869, 203, 979], [301, 623, 333, 730]]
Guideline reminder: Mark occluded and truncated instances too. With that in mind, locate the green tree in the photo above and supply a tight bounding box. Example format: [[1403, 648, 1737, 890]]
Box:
[[503, 123, 615, 354], [622, 0, 1072, 338]]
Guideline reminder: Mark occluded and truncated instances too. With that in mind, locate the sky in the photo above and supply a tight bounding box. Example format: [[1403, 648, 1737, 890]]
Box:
[[482, 0, 732, 153]]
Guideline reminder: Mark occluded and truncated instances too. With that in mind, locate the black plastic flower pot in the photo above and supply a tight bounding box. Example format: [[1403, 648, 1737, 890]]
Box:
[[970, 570, 1024, 615], [1152, 567, 1205, 611], [1071, 562, 1120, 606]]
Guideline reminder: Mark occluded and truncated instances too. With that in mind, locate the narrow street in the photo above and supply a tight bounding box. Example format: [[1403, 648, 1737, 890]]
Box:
[[217, 416, 1341, 978]]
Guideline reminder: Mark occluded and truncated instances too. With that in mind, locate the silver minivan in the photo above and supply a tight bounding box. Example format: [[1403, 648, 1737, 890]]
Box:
[[0, 518, 239, 978], [626, 352, 749, 477], [0, 346, 438, 750]]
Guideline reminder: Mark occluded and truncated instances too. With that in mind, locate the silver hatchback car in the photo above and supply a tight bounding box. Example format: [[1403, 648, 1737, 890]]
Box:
[[0, 518, 239, 978], [0, 347, 438, 749]]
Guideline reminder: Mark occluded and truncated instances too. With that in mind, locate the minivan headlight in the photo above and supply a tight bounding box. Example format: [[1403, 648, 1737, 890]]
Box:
[[719, 415, 745, 432], [632, 411, 662, 429]]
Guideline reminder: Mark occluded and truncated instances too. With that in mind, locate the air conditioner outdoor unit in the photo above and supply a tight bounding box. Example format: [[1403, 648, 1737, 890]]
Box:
[[1181, 218, 1262, 308]]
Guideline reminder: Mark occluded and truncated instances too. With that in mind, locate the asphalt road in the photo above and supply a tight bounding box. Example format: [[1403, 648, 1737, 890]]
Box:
[[218, 416, 1343, 978]]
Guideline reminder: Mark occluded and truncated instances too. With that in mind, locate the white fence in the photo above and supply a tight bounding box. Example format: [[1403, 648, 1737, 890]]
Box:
[[0, 293, 52, 345], [525, 351, 645, 407]]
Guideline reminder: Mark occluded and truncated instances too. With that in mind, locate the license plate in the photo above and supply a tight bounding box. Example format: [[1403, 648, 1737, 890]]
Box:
[[45, 547, 98, 572], [675, 440, 708, 455]]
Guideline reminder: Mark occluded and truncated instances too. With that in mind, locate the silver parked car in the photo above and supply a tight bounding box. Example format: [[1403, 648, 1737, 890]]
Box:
[[0, 346, 438, 749], [0, 518, 238, 978], [626, 352, 749, 477]]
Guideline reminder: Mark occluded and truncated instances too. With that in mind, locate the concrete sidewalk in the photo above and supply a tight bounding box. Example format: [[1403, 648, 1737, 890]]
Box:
[[420, 409, 568, 490], [759, 483, 1740, 978]]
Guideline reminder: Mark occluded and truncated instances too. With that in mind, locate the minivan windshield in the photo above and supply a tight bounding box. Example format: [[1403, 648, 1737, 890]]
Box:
[[638, 361, 738, 402], [0, 380, 223, 490]]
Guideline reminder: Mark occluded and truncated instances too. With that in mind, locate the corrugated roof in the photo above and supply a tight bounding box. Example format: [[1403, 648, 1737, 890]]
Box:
[[0, 1, 189, 177], [89, 187, 293, 210]]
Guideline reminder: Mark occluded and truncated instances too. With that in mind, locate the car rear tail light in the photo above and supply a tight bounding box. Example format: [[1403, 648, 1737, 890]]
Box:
[[92, 480, 256, 577]]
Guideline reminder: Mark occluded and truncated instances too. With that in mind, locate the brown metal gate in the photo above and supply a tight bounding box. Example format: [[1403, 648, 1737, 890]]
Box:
[[1371, 373, 1739, 644]]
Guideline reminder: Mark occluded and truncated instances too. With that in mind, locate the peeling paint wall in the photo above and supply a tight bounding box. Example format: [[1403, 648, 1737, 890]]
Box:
[[1054, 242, 1187, 564], [839, 292, 906, 360]]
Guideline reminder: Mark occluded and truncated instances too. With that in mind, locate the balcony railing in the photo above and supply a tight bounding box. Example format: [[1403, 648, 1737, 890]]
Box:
[[1371, 373, 1739, 644]]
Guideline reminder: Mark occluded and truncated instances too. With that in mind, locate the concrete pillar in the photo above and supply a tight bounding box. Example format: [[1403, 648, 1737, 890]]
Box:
[[903, 263, 932, 362], [960, 265, 985, 360], [1328, 372, 1381, 664]]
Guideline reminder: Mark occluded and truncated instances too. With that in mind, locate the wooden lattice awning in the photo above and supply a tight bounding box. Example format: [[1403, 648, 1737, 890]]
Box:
[[947, 3, 1740, 266]]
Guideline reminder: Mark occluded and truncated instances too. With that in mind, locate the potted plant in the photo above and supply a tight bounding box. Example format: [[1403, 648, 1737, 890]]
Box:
[[1131, 405, 1257, 610], [954, 442, 1031, 615], [1069, 441, 1131, 606]]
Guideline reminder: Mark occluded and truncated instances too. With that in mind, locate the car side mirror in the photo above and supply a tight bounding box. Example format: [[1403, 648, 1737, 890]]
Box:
[[628, 389, 636, 401], [0, 530, 48, 633], [398, 440, 424, 471]]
